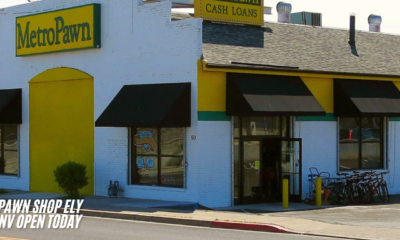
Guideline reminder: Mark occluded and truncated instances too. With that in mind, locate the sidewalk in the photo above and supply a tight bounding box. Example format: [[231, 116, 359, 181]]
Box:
[[2, 190, 400, 240]]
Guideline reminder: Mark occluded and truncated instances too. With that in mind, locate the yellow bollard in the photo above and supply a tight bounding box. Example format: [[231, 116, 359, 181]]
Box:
[[282, 179, 289, 209], [315, 177, 321, 206]]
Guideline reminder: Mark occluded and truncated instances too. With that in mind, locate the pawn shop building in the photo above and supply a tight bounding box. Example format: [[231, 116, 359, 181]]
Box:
[[1, 0, 400, 207]]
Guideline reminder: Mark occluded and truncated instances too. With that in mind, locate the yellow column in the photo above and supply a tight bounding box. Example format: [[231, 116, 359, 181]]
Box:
[[282, 179, 289, 209], [315, 177, 322, 206]]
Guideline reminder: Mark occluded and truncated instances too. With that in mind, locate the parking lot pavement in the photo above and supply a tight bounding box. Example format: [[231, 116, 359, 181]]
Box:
[[269, 200, 400, 230]]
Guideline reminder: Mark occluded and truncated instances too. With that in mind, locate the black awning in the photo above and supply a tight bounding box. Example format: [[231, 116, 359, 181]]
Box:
[[96, 83, 191, 127], [0, 89, 22, 124], [226, 73, 325, 116], [334, 79, 400, 117]]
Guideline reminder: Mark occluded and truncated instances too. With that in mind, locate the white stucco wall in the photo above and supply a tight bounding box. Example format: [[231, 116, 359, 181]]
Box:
[[296, 119, 400, 200], [0, 0, 202, 204], [197, 121, 232, 207]]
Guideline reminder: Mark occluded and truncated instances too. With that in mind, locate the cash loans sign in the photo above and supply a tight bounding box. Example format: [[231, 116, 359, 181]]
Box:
[[16, 4, 101, 56], [195, 0, 264, 26]]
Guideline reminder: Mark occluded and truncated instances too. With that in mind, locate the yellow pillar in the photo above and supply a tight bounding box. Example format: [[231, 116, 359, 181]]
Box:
[[315, 177, 322, 206], [282, 179, 289, 209]]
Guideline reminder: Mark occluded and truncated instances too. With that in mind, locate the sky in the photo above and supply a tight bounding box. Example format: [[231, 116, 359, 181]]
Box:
[[1, 0, 399, 34]]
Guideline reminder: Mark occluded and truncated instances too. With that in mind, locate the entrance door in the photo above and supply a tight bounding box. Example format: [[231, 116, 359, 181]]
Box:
[[242, 140, 261, 204], [241, 139, 281, 204], [239, 138, 302, 204], [280, 139, 302, 202], [261, 139, 280, 201]]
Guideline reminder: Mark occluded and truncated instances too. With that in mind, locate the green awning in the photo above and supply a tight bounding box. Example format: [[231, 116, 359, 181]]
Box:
[[334, 79, 400, 117], [226, 73, 325, 116], [96, 83, 191, 127], [0, 89, 22, 124]]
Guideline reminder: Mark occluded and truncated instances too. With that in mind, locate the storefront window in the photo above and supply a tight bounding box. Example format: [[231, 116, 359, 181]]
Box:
[[339, 117, 384, 170], [161, 157, 184, 187], [242, 117, 280, 136], [131, 128, 185, 188], [0, 126, 19, 175]]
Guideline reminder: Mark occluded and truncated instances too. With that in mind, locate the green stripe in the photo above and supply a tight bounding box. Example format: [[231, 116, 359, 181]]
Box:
[[296, 113, 337, 122], [93, 4, 101, 49], [198, 111, 231, 121], [198, 113, 400, 122]]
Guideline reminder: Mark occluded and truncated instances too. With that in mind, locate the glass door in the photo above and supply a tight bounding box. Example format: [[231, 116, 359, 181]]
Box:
[[242, 140, 261, 204], [280, 139, 302, 202]]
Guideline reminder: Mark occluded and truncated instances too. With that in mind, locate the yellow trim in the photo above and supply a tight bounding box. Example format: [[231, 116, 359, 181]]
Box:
[[198, 60, 334, 113], [201, 60, 400, 81], [198, 61, 226, 111], [29, 68, 94, 195], [302, 77, 333, 113], [394, 81, 400, 91], [29, 68, 92, 83], [198, 60, 400, 114]]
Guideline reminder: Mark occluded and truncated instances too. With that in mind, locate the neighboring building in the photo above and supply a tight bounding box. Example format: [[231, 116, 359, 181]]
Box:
[[193, 13, 400, 205], [1, 0, 400, 208]]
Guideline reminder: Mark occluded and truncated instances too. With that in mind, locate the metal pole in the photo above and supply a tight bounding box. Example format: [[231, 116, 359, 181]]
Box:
[[316, 177, 321, 206], [282, 179, 289, 209]]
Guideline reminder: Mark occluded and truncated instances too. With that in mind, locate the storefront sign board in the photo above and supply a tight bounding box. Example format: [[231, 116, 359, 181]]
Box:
[[16, 4, 101, 56], [195, 0, 264, 26]]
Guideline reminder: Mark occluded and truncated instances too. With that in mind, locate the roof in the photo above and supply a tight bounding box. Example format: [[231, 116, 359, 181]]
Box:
[[172, 12, 400, 77]]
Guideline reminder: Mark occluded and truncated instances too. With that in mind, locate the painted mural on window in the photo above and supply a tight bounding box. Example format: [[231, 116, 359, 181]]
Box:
[[134, 129, 158, 154], [131, 128, 185, 188], [137, 157, 155, 169], [134, 131, 157, 152]]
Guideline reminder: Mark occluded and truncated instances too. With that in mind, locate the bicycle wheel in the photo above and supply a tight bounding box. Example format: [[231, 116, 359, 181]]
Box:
[[349, 185, 361, 204], [380, 183, 389, 203], [360, 184, 371, 204], [329, 183, 345, 205], [370, 184, 381, 203], [338, 187, 349, 205]]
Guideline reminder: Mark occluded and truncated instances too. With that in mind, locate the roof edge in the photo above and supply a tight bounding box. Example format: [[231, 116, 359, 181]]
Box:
[[204, 63, 400, 80]]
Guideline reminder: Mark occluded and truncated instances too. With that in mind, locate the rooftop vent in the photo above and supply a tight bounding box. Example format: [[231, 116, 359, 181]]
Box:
[[291, 12, 321, 26], [349, 13, 356, 46], [368, 14, 382, 32], [276, 2, 292, 23], [348, 13, 359, 56]]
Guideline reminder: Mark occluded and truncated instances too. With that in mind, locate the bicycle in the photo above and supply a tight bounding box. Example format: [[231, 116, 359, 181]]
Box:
[[326, 173, 349, 205], [378, 171, 390, 203]]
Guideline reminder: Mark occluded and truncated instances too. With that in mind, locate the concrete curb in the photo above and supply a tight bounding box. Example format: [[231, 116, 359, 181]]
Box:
[[79, 209, 297, 234], [79, 209, 215, 228], [211, 221, 296, 233], [78, 209, 373, 240]]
